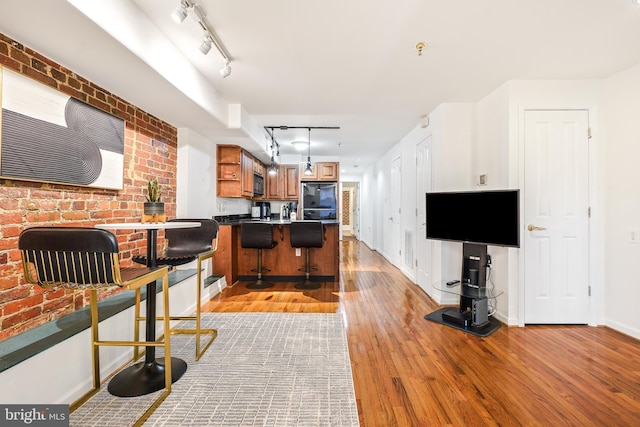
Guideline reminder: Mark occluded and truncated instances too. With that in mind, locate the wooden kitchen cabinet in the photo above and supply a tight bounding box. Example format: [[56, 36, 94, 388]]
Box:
[[265, 165, 283, 199], [216, 145, 254, 198], [264, 164, 299, 200], [300, 162, 339, 181], [283, 164, 299, 199]]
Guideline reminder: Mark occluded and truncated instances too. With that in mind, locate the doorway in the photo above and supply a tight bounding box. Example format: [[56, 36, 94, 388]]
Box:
[[523, 109, 590, 324], [342, 181, 359, 241]]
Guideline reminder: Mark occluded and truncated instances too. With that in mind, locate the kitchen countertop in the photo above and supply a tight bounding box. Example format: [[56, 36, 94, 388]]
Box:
[[214, 217, 339, 226]]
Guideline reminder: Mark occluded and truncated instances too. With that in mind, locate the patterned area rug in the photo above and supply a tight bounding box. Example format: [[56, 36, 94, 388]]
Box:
[[71, 313, 359, 426]]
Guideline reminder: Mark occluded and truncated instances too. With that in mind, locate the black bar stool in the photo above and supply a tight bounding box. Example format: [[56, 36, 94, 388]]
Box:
[[290, 221, 324, 290], [241, 222, 278, 289]]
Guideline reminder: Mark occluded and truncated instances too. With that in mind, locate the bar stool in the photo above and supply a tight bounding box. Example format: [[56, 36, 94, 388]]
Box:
[[290, 220, 324, 290], [241, 222, 278, 289], [18, 227, 172, 425], [132, 219, 219, 361]]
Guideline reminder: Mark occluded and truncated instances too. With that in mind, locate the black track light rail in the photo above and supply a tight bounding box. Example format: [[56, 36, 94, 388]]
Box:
[[264, 125, 340, 139]]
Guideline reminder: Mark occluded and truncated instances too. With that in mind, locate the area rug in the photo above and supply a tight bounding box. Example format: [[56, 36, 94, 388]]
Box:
[[71, 312, 359, 426]]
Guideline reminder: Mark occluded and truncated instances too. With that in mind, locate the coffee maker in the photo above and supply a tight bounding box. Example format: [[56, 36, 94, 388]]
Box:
[[255, 201, 271, 220]]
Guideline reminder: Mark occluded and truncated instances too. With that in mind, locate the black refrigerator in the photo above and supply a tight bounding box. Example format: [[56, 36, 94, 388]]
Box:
[[301, 182, 338, 220]]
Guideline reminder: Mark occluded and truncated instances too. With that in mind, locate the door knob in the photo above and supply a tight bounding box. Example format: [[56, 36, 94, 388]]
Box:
[[527, 224, 547, 231]]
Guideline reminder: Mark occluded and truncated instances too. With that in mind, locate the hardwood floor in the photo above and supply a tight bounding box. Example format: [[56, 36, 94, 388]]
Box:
[[203, 240, 640, 426]]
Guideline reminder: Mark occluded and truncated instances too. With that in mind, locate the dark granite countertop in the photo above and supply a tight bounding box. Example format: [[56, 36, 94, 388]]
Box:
[[213, 215, 339, 226]]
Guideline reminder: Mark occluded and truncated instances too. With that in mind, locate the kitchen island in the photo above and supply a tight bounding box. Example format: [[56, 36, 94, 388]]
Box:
[[211, 218, 340, 285]]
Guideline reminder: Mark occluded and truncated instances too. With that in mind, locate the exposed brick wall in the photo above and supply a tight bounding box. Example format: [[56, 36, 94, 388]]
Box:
[[0, 34, 178, 341]]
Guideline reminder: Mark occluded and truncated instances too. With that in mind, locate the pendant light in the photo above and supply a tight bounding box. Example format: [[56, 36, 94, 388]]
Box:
[[268, 128, 277, 175], [303, 127, 313, 176]]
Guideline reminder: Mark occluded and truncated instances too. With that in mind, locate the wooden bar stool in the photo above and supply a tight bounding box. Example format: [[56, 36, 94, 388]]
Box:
[[241, 222, 278, 289], [289, 221, 324, 290]]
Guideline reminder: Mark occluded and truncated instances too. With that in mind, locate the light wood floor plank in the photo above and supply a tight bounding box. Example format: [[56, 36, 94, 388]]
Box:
[[203, 240, 640, 426]]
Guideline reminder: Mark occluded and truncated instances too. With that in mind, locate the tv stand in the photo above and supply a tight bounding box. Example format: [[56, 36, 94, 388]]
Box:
[[425, 243, 503, 337]]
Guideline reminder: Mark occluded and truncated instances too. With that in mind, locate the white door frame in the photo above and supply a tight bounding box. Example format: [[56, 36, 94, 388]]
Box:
[[516, 105, 603, 327]]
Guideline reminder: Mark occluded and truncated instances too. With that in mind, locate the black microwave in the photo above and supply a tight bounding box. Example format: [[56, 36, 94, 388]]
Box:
[[253, 173, 264, 196]]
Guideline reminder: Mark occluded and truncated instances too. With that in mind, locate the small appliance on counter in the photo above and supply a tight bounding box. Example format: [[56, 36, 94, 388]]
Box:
[[255, 201, 271, 220], [251, 206, 261, 219], [280, 204, 289, 220], [288, 201, 298, 218]]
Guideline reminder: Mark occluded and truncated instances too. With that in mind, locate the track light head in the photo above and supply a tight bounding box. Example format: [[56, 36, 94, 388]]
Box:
[[171, 1, 188, 24], [199, 34, 213, 55], [220, 60, 231, 78]]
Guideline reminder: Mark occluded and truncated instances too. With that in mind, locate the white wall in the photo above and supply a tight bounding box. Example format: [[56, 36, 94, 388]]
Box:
[[176, 128, 216, 218], [603, 63, 640, 338], [177, 127, 252, 217]]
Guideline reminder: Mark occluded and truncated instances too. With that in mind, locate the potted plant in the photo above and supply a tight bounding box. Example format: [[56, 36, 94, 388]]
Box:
[[143, 178, 165, 218]]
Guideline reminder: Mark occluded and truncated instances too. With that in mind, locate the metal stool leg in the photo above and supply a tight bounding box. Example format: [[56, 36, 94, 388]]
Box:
[[247, 248, 273, 289], [295, 248, 321, 290]]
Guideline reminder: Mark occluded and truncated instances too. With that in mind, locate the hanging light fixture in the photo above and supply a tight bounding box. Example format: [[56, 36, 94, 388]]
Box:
[[304, 128, 313, 176], [268, 128, 277, 175]]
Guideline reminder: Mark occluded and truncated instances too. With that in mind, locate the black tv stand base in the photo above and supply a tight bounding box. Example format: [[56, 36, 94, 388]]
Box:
[[425, 307, 501, 337]]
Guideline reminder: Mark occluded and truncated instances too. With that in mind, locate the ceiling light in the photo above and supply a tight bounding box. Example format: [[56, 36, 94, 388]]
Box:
[[171, 1, 188, 23], [291, 141, 309, 151], [199, 34, 213, 54], [268, 160, 277, 175], [220, 60, 231, 78]]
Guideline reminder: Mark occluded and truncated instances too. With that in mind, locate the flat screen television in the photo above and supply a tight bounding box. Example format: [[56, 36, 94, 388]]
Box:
[[425, 189, 520, 247]]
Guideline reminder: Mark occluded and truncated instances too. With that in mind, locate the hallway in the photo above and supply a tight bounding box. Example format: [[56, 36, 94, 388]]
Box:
[[204, 240, 640, 426]]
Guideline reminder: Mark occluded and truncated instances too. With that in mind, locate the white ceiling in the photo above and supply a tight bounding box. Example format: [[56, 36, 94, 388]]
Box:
[[1, 0, 640, 174]]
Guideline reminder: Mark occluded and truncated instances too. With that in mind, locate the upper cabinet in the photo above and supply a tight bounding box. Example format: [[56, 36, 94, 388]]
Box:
[[300, 162, 339, 181], [265, 164, 299, 200], [217, 145, 255, 198], [282, 164, 299, 200]]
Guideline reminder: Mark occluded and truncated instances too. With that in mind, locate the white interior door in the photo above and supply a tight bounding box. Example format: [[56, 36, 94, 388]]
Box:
[[352, 183, 360, 240], [389, 156, 402, 266], [416, 136, 432, 294], [524, 110, 590, 324]]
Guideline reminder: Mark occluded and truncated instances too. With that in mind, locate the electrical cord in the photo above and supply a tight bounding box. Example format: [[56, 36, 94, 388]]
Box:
[[486, 262, 497, 317]]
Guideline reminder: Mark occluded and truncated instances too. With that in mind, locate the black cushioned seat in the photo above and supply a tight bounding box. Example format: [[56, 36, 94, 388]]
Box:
[[241, 222, 278, 289], [290, 221, 324, 290], [18, 227, 172, 424], [132, 218, 219, 361]]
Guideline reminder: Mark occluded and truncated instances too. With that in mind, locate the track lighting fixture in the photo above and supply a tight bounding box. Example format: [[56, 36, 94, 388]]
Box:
[[171, 1, 233, 75], [304, 128, 313, 176], [268, 127, 278, 175], [199, 33, 213, 55], [220, 60, 231, 78], [171, 0, 188, 23]]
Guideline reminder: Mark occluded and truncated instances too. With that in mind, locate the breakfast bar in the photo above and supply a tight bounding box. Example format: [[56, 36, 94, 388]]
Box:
[[211, 219, 340, 285]]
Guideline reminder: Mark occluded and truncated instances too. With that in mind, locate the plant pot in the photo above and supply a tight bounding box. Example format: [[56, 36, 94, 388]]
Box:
[[143, 202, 165, 216]]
